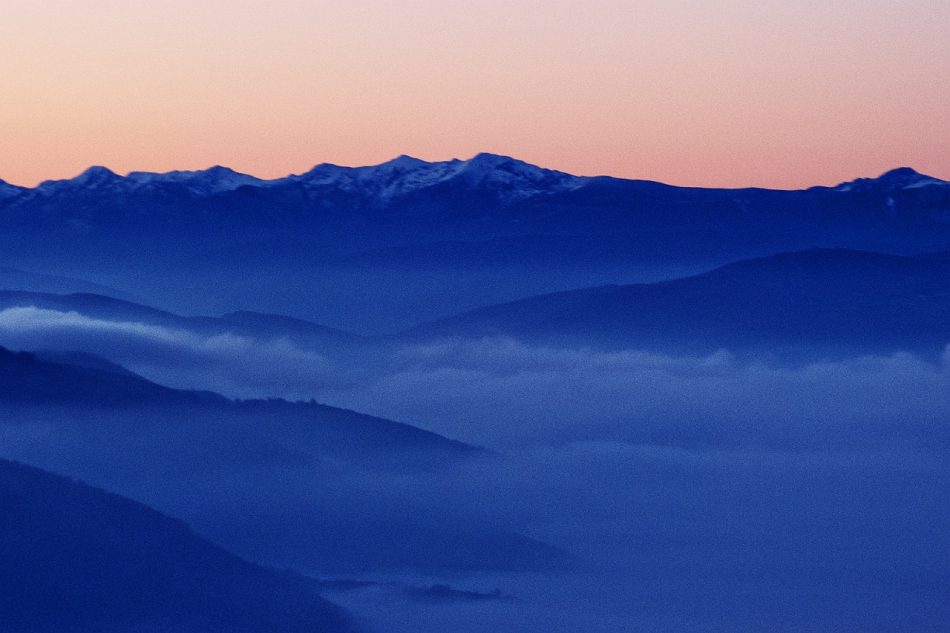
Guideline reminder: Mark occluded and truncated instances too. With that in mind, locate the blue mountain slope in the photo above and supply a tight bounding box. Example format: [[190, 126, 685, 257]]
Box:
[[409, 249, 950, 357], [0, 345, 222, 405], [0, 457, 356, 633]]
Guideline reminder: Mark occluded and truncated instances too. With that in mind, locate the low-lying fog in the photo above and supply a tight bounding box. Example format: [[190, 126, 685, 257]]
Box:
[[2, 307, 948, 631]]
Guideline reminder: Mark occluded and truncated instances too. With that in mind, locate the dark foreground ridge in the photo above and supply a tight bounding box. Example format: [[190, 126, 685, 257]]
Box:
[[0, 457, 356, 633]]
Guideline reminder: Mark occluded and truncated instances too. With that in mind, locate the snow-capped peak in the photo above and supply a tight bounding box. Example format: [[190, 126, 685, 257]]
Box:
[[376, 154, 429, 171], [292, 153, 586, 203], [833, 167, 947, 192], [34, 166, 123, 195], [453, 153, 579, 189]]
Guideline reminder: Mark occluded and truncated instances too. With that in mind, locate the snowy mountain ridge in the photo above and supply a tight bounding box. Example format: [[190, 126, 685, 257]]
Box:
[[290, 152, 586, 203], [5, 158, 946, 206], [13, 153, 584, 203], [34, 164, 267, 197]]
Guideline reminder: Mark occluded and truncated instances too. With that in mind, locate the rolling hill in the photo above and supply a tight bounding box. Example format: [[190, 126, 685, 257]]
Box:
[[0, 347, 569, 574], [410, 249, 950, 358]]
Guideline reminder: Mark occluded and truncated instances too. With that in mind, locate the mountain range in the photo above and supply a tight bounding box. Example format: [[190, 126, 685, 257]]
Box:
[[4, 247, 950, 361], [1, 156, 948, 331], [2, 155, 946, 202]]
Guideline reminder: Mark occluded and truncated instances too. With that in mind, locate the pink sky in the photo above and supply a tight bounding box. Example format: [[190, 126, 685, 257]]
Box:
[[1, 0, 948, 188]]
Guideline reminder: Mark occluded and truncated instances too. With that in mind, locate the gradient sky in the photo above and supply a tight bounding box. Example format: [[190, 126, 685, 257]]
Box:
[[2, 0, 948, 188]]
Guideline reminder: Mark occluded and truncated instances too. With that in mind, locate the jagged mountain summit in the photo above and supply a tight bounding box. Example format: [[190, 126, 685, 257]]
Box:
[[36, 165, 122, 192], [9, 153, 585, 204]]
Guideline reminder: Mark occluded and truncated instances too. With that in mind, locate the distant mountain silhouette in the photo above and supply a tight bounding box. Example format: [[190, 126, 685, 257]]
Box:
[[0, 290, 198, 326], [0, 345, 221, 405], [0, 457, 355, 633], [409, 249, 950, 357], [221, 310, 362, 344], [0, 267, 133, 298]]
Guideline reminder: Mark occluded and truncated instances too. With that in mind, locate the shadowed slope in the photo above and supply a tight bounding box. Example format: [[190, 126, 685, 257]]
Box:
[[0, 457, 355, 633]]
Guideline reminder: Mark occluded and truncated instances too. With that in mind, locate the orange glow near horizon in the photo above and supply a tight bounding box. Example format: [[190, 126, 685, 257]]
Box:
[[1, 1, 948, 188]]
